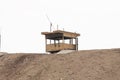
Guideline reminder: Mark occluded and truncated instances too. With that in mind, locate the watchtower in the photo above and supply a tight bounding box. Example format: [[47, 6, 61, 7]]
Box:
[[41, 30, 80, 53]]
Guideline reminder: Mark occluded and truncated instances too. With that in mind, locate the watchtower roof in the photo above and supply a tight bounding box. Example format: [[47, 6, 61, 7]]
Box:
[[41, 30, 80, 40]]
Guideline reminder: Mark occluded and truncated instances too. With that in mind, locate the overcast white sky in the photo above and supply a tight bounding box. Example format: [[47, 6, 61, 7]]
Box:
[[0, 0, 120, 53]]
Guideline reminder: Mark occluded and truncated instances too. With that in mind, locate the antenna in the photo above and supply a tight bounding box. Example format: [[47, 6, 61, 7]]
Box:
[[63, 28, 64, 31], [57, 24, 59, 30], [46, 14, 52, 32]]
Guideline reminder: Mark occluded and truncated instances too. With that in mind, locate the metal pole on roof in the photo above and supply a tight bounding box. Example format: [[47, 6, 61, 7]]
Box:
[[46, 14, 52, 32], [57, 24, 59, 30]]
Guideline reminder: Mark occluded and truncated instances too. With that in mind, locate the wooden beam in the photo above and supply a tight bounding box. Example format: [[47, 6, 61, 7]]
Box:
[[45, 36, 47, 52]]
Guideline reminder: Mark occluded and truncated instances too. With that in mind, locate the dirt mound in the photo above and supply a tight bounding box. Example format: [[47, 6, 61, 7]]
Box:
[[0, 49, 120, 80]]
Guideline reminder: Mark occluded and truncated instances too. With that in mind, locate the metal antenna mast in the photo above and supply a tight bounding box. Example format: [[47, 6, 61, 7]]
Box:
[[46, 14, 52, 32], [57, 24, 59, 30]]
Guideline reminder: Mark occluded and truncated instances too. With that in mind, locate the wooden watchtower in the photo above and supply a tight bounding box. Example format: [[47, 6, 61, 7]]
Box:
[[41, 30, 80, 53]]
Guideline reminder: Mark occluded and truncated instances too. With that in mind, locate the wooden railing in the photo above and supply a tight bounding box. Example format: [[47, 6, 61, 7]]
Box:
[[46, 43, 76, 52]]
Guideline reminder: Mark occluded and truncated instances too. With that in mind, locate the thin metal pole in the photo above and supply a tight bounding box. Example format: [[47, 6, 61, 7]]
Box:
[[0, 27, 2, 52], [50, 23, 52, 32], [57, 24, 59, 30]]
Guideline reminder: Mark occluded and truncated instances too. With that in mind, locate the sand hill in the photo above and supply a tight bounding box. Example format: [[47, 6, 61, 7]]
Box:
[[0, 49, 120, 80]]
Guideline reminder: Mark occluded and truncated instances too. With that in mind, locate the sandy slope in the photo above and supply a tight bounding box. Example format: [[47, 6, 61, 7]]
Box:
[[0, 49, 120, 80]]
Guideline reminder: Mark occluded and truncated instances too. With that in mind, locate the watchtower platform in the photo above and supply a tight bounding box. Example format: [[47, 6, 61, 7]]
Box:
[[41, 30, 80, 53]]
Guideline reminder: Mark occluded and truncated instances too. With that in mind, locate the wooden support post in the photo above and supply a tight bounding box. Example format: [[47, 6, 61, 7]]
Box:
[[50, 40, 51, 44], [75, 38, 76, 50], [72, 38, 73, 44], [62, 36, 64, 44], [69, 39, 73, 44], [54, 40, 56, 47], [75, 38, 78, 50], [58, 40, 60, 47], [45, 36, 47, 52], [62, 35, 64, 50]]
